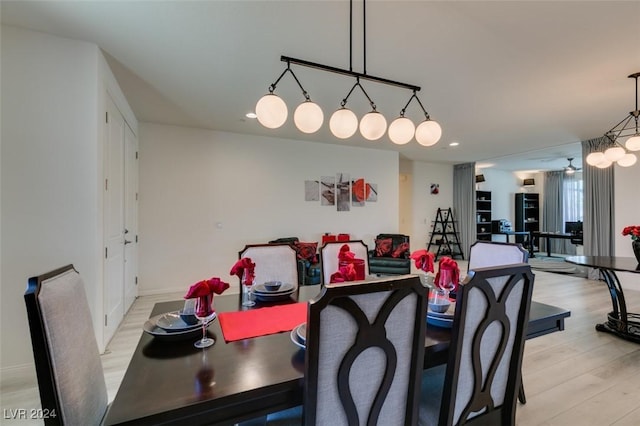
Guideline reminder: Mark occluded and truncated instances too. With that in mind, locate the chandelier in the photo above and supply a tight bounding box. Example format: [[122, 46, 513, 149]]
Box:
[[254, 0, 441, 147], [586, 72, 640, 168]]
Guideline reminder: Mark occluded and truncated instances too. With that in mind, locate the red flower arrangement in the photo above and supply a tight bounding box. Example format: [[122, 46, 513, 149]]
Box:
[[622, 226, 640, 241]]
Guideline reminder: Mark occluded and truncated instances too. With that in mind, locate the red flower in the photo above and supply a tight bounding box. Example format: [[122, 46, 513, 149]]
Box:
[[230, 258, 256, 285], [184, 277, 230, 299], [410, 249, 435, 273], [622, 225, 640, 241]]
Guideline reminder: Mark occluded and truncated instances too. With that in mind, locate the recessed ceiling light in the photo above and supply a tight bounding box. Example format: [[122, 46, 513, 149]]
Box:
[[449, 142, 460, 147], [246, 112, 257, 119]]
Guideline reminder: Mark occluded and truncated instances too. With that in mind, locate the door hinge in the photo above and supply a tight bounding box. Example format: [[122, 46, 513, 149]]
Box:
[[135, 235, 138, 243], [105, 179, 108, 191], [135, 276, 138, 285], [105, 247, 108, 259], [104, 315, 108, 326], [106, 111, 109, 123], [135, 151, 138, 160], [135, 192, 138, 201]]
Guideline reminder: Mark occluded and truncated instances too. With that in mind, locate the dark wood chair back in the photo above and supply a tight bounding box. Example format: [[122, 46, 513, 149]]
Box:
[[439, 263, 534, 425], [304, 275, 427, 425], [24, 265, 108, 425]]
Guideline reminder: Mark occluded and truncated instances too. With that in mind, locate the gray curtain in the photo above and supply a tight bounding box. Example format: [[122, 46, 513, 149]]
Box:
[[542, 171, 574, 255], [582, 137, 615, 277], [453, 163, 476, 259]]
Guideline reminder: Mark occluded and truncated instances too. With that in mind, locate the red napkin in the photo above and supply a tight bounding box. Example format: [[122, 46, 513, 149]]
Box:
[[218, 302, 308, 342], [435, 256, 460, 291], [410, 249, 435, 273], [230, 258, 255, 285]]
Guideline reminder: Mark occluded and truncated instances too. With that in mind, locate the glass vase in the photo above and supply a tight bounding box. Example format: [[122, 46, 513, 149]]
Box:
[[241, 269, 255, 307]]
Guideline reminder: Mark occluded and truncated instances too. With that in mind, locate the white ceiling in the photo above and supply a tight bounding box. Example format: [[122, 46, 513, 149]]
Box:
[[3, 1, 639, 172]]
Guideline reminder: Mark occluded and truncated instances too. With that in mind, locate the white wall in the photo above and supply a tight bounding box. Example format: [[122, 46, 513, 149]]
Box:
[[1, 26, 101, 371], [138, 124, 401, 294], [0, 26, 137, 373], [400, 160, 453, 252]]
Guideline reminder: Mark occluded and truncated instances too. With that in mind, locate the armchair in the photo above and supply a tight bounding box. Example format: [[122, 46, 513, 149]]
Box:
[[368, 234, 411, 276]]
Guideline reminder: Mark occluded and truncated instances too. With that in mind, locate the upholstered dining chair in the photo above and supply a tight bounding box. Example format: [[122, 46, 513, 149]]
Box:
[[467, 241, 529, 271], [419, 263, 535, 426], [320, 240, 369, 285], [266, 274, 427, 425], [467, 240, 530, 404], [239, 243, 299, 289], [24, 264, 109, 426]]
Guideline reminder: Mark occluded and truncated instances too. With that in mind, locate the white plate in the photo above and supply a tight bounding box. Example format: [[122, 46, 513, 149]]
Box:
[[143, 312, 216, 341], [296, 323, 307, 343], [155, 310, 200, 331], [290, 323, 306, 349]]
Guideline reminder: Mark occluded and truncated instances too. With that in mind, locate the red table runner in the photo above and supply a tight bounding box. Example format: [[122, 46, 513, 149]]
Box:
[[218, 302, 308, 342]]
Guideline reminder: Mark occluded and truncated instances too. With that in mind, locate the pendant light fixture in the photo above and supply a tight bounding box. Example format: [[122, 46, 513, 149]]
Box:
[[254, 0, 441, 147], [586, 72, 640, 169], [255, 61, 322, 133]]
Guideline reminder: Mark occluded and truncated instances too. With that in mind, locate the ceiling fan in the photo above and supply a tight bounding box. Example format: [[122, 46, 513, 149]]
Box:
[[564, 158, 581, 174]]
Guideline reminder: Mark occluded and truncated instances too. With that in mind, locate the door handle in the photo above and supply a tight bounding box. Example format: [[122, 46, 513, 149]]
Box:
[[124, 240, 132, 245]]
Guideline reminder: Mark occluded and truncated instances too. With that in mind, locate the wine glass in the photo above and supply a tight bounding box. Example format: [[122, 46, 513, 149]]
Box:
[[194, 295, 215, 348], [438, 269, 456, 299], [241, 269, 255, 307]]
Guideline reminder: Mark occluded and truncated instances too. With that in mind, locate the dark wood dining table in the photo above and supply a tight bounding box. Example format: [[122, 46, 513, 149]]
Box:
[[103, 284, 570, 426], [565, 255, 640, 343]]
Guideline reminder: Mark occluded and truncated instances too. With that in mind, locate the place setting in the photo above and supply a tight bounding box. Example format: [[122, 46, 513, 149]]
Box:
[[252, 280, 296, 302], [143, 276, 230, 346]]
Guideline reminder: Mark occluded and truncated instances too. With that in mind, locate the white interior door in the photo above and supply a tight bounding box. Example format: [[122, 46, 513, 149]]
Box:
[[123, 123, 138, 312], [104, 94, 125, 343]]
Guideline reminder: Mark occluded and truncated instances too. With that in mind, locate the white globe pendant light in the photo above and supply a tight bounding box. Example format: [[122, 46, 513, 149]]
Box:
[[330, 108, 358, 139], [255, 94, 288, 129], [415, 119, 442, 146], [617, 153, 638, 167], [586, 152, 605, 166], [595, 159, 613, 169], [360, 111, 387, 141], [626, 135, 640, 151], [604, 146, 626, 162], [388, 117, 415, 145], [294, 101, 324, 134]]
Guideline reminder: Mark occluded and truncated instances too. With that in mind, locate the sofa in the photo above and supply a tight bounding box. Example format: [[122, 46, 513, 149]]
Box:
[[368, 234, 411, 276], [268, 237, 321, 285]]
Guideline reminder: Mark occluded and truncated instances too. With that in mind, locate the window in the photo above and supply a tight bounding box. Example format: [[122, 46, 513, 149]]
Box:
[[563, 174, 583, 223]]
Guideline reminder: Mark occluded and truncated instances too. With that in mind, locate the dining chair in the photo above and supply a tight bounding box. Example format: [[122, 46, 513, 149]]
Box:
[[320, 240, 369, 285], [467, 241, 529, 271], [419, 263, 534, 426], [270, 274, 425, 426], [467, 240, 530, 404], [24, 264, 109, 426], [239, 243, 299, 289]]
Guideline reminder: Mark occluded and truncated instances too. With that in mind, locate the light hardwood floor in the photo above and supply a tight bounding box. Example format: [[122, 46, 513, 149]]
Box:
[[1, 270, 639, 425]]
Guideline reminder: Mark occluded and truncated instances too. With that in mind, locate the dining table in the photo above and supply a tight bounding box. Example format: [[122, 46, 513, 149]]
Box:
[[565, 255, 640, 343], [103, 283, 571, 426]]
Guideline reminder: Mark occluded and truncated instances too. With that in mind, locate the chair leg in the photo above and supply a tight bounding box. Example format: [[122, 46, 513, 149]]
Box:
[[518, 378, 527, 404]]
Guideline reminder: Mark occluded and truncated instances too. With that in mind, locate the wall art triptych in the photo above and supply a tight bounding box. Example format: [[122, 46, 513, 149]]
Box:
[[305, 173, 377, 212]]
